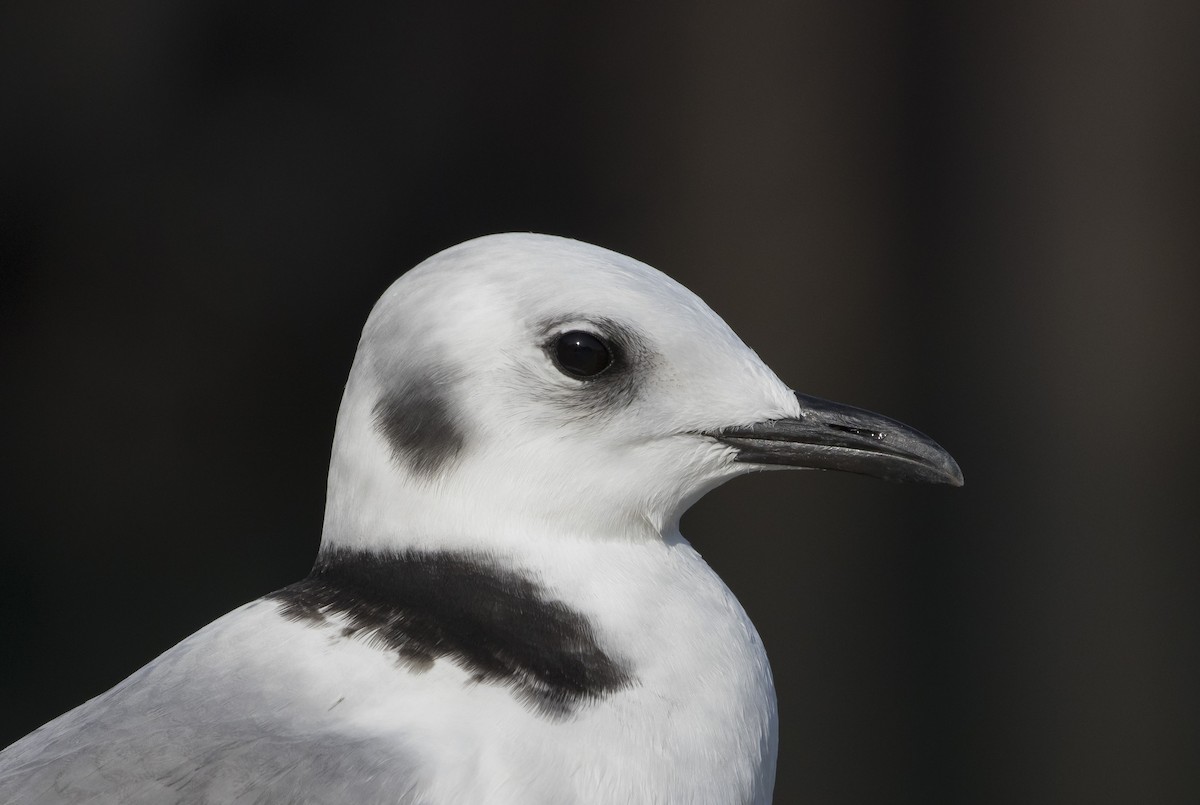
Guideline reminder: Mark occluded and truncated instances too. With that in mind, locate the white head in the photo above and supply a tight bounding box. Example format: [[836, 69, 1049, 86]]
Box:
[[321, 233, 960, 555]]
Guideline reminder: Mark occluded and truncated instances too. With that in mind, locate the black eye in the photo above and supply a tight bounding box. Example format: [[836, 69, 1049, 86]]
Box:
[[554, 331, 612, 378]]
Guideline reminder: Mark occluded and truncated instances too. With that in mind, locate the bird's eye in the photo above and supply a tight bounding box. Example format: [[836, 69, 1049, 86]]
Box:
[[554, 331, 612, 378]]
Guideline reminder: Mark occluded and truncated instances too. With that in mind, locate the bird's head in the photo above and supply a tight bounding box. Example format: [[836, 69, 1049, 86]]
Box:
[[321, 233, 960, 554]]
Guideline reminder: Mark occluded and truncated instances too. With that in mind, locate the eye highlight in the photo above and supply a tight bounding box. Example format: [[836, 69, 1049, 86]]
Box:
[[553, 331, 612, 378]]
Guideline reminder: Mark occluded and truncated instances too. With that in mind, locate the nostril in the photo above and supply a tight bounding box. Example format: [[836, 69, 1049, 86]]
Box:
[[826, 423, 886, 441]]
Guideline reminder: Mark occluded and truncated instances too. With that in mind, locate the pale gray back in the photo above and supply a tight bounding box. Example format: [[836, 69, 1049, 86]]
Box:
[[0, 604, 424, 804]]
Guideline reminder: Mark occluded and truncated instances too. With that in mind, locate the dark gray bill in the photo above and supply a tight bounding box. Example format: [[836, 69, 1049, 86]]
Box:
[[707, 392, 963, 486]]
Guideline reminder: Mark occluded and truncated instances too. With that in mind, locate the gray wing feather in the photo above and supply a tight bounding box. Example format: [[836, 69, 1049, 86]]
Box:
[[0, 606, 426, 804], [1, 721, 422, 804]]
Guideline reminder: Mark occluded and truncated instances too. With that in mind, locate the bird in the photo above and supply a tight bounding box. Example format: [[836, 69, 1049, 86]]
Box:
[[0, 233, 962, 804]]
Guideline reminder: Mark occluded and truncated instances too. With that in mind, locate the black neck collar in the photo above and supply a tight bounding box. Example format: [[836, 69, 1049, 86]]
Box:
[[268, 550, 633, 718]]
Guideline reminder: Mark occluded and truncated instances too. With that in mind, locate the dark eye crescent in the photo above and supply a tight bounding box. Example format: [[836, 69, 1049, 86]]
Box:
[[554, 331, 612, 378]]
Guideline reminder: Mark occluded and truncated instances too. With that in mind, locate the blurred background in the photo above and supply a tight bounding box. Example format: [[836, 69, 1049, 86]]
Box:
[[2, 1, 1198, 802]]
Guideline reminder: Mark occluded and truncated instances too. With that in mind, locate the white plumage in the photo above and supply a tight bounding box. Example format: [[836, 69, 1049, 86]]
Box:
[[0, 233, 960, 803]]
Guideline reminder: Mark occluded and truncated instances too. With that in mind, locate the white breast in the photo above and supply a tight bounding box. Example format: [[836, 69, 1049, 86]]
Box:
[[299, 538, 780, 804]]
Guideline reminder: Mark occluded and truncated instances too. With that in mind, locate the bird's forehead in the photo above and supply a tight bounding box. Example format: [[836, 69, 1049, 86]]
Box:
[[365, 233, 736, 354]]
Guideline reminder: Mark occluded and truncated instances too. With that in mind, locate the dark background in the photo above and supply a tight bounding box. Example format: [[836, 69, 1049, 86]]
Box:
[[2, 2, 1198, 802]]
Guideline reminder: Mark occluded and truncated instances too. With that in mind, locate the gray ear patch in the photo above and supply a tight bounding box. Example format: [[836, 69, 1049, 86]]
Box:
[[372, 373, 466, 478]]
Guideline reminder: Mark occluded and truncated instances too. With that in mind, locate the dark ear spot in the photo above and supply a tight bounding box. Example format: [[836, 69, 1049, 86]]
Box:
[[372, 374, 465, 478]]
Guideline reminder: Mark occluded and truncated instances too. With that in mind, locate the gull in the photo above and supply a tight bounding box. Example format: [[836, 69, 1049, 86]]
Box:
[[0, 233, 962, 804]]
